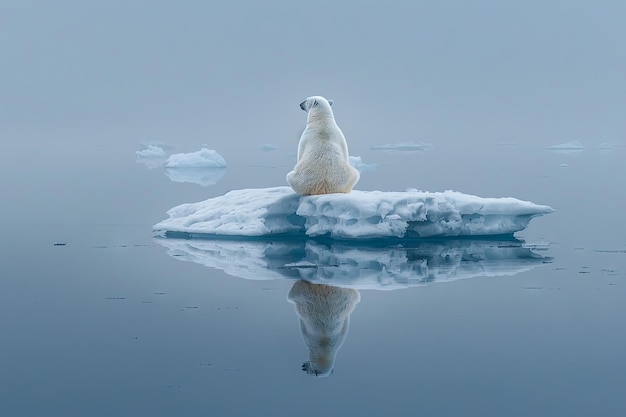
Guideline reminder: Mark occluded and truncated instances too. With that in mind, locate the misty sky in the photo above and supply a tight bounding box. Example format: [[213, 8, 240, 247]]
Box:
[[2, 0, 624, 158]]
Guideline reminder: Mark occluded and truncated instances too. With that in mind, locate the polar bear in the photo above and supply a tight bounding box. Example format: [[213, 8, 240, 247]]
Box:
[[287, 280, 361, 377], [286, 96, 360, 195]]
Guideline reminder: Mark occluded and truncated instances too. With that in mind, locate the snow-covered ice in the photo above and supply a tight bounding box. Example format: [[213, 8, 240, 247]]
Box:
[[165, 147, 226, 168], [155, 237, 549, 290], [349, 156, 378, 172], [153, 186, 553, 239]]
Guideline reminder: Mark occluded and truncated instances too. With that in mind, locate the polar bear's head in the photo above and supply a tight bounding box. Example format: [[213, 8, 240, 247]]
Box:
[[299, 96, 334, 113]]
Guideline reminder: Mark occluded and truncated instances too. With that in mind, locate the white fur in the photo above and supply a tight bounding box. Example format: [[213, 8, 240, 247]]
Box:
[[288, 280, 360, 377], [286, 96, 360, 195]]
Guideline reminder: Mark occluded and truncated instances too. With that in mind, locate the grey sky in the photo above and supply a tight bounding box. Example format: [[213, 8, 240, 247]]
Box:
[[1, 0, 625, 155]]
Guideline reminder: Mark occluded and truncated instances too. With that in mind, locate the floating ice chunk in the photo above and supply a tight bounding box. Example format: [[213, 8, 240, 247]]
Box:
[[165, 147, 226, 168], [136, 145, 168, 169], [370, 141, 431, 151], [547, 140, 584, 154], [349, 156, 378, 172], [155, 237, 550, 290], [153, 187, 554, 239]]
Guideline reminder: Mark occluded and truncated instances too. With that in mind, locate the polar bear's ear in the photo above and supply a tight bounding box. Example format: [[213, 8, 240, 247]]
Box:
[[328, 99, 334, 106]]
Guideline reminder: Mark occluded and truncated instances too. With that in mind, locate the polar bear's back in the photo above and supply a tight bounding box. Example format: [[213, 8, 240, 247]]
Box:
[[287, 141, 360, 195], [287, 96, 360, 196]]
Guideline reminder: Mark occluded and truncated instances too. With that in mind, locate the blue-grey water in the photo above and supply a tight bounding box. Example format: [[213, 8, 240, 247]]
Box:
[[2, 139, 625, 417], [2, 2, 626, 416]]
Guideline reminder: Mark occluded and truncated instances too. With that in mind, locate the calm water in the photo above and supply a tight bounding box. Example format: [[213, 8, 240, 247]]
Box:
[[2, 140, 625, 417]]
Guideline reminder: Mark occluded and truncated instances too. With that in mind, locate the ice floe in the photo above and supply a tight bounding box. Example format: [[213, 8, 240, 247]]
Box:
[[136, 145, 169, 169], [155, 237, 550, 290], [165, 147, 226, 169], [153, 186, 553, 239], [137, 144, 227, 186]]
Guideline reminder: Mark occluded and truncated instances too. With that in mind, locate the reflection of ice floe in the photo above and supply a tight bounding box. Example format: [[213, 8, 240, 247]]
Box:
[[349, 156, 378, 172], [370, 141, 431, 151], [136, 145, 169, 169], [153, 187, 553, 239], [165, 147, 226, 168], [164, 167, 226, 186], [155, 237, 550, 290], [547, 140, 584, 154]]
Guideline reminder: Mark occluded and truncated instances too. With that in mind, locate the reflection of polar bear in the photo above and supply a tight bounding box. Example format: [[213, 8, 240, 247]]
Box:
[[287, 280, 361, 377], [286, 96, 360, 195]]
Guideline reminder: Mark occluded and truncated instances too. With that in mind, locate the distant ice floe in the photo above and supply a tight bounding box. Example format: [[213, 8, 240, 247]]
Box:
[[162, 148, 227, 186], [153, 186, 553, 239], [348, 156, 378, 172], [155, 237, 550, 291], [255, 144, 280, 152], [547, 140, 584, 154], [165, 147, 226, 169], [370, 141, 431, 152], [137, 143, 227, 186], [136, 144, 170, 169]]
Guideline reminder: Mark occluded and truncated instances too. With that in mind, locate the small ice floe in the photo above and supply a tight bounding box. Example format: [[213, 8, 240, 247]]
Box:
[[53, 242, 67, 246], [547, 140, 584, 154], [370, 141, 431, 152], [136, 145, 169, 169], [348, 156, 378, 172], [255, 144, 280, 152], [164, 148, 227, 186], [165, 147, 226, 169]]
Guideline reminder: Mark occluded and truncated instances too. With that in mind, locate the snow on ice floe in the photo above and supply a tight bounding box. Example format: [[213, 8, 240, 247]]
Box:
[[370, 141, 431, 152], [349, 156, 378, 172], [153, 186, 553, 239], [155, 237, 550, 290]]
